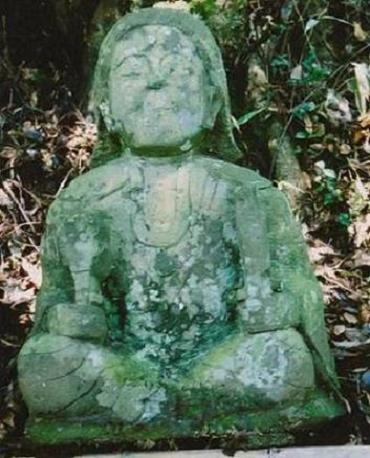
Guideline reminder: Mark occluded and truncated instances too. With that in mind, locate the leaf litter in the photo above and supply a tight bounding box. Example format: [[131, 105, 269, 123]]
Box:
[[2, 0, 370, 449]]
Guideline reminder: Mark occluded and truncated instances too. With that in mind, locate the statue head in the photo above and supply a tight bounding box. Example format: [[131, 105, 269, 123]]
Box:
[[90, 8, 240, 164]]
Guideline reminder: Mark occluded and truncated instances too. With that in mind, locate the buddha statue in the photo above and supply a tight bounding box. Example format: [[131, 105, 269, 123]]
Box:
[[18, 7, 345, 447]]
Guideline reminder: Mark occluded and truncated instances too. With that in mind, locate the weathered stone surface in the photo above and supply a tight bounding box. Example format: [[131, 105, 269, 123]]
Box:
[[18, 6, 345, 447]]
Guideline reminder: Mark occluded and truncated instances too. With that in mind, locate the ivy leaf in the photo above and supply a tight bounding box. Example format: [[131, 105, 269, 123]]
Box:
[[237, 107, 266, 126], [292, 101, 316, 119], [305, 18, 319, 33]]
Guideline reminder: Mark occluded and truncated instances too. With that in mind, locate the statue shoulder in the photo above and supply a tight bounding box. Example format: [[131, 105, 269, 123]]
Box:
[[195, 156, 272, 191], [47, 158, 131, 220], [193, 157, 294, 217]]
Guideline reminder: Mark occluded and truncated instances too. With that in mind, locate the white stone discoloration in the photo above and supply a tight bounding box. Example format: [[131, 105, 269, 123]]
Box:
[[110, 385, 167, 422], [189, 329, 315, 404]]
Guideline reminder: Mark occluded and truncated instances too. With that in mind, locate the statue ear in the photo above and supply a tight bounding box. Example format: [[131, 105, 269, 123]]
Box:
[[100, 101, 114, 131], [202, 84, 223, 130]]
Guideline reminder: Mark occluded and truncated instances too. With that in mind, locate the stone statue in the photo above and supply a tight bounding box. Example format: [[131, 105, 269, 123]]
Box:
[[18, 7, 345, 447]]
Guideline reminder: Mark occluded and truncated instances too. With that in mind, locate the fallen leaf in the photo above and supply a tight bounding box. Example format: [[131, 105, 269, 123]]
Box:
[[354, 22, 368, 42], [333, 324, 346, 336], [339, 144, 352, 155], [1, 280, 36, 305], [308, 243, 335, 263], [305, 18, 319, 33], [352, 250, 370, 267], [360, 306, 370, 324], [353, 63, 370, 115], [348, 213, 370, 247], [344, 312, 358, 324], [21, 258, 42, 289], [290, 64, 303, 81], [325, 89, 352, 125]]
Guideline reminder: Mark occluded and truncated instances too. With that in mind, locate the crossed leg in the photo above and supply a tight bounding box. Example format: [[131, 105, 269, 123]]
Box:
[[18, 333, 165, 422]]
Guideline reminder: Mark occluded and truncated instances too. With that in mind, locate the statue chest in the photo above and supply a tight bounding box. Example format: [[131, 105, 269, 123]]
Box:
[[123, 205, 241, 305], [130, 163, 192, 248], [99, 160, 232, 248], [94, 162, 241, 330], [114, 162, 239, 282], [121, 214, 241, 357], [110, 170, 239, 340]]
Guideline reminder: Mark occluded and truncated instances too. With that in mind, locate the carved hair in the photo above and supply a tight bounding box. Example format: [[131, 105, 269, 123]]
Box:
[[89, 7, 240, 166]]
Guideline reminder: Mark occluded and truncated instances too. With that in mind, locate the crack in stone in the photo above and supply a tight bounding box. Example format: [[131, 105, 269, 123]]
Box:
[[20, 342, 78, 357], [54, 377, 99, 414], [44, 356, 87, 382]]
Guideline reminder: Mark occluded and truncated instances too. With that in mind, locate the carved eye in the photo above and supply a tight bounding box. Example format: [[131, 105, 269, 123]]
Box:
[[181, 66, 193, 75], [160, 55, 193, 78], [119, 56, 148, 77]]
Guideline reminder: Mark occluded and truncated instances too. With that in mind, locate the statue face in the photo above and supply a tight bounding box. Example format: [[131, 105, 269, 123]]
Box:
[[109, 25, 206, 151]]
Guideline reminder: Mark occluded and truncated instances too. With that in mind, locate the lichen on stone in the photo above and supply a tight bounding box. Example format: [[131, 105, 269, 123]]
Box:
[[18, 6, 345, 447]]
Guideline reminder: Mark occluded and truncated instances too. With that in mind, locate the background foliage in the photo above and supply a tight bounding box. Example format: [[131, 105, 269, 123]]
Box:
[[1, 0, 370, 452]]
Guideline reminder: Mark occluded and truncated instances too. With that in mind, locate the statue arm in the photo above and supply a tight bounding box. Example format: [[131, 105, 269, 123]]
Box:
[[258, 185, 337, 379], [32, 200, 108, 342], [235, 182, 340, 392], [234, 183, 274, 331], [32, 207, 73, 333], [236, 181, 342, 397]]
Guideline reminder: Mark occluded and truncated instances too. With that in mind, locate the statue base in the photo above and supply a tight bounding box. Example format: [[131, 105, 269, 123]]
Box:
[[25, 391, 345, 448]]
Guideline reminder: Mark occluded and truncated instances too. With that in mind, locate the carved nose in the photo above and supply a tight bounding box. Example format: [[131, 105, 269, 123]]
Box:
[[147, 72, 166, 90], [147, 81, 163, 90]]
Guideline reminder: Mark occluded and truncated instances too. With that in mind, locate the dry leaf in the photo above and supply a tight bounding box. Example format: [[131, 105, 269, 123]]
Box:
[[348, 214, 370, 247], [333, 324, 346, 336], [358, 112, 370, 128], [353, 63, 370, 115], [344, 312, 358, 324], [1, 279, 36, 305], [354, 22, 368, 42], [360, 306, 370, 324], [348, 177, 369, 216], [354, 177, 369, 200], [290, 64, 303, 81], [352, 250, 370, 267], [0, 189, 13, 208], [325, 90, 352, 125], [21, 258, 42, 289], [339, 144, 351, 155], [308, 242, 335, 263]]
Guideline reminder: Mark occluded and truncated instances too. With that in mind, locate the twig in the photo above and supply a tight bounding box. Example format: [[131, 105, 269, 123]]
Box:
[[55, 168, 73, 198], [2, 181, 37, 234], [2, 182, 40, 252]]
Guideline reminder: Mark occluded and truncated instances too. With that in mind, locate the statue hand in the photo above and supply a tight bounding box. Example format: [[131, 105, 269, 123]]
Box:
[[237, 285, 300, 333], [46, 303, 108, 342]]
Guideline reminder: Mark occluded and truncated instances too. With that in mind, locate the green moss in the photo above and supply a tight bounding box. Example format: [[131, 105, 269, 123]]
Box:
[[26, 390, 344, 445], [102, 353, 159, 384]]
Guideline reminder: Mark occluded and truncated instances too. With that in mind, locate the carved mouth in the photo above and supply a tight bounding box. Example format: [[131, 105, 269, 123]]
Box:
[[159, 107, 173, 111], [144, 94, 175, 113], [153, 106, 175, 114]]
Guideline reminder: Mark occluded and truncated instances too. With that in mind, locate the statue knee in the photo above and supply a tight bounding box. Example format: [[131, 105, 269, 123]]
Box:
[[18, 333, 105, 416], [187, 329, 315, 407]]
